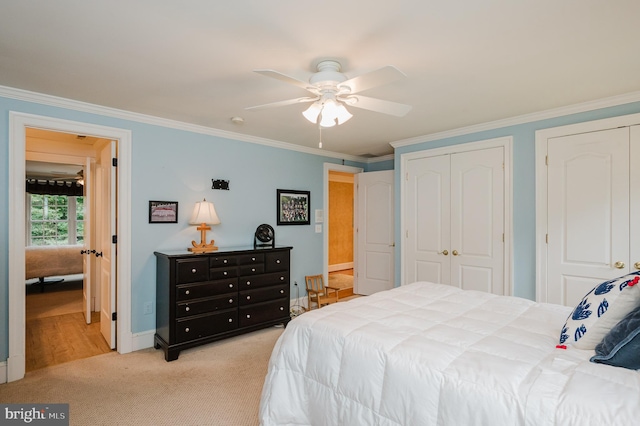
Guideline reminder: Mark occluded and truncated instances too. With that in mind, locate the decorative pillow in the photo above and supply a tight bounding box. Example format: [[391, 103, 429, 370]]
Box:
[[590, 305, 640, 370], [558, 271, 640, 350]]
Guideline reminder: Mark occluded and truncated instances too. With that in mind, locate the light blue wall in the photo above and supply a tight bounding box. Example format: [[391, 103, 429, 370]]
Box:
[[394, 101, 640, 300], [0, 94, 379, 360]]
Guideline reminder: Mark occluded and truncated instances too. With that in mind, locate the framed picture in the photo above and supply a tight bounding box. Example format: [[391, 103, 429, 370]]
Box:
[[149, 200, 178, 223], [277, 189, 310, 225]]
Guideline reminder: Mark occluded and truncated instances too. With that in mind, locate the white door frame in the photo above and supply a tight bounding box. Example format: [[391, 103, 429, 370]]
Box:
[[7, 112, 132, 382], [400, 136, 513, 292], [323, 163, 363, 283], [535, 112, 640, 303]]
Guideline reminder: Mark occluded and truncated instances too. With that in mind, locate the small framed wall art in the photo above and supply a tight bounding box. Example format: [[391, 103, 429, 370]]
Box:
[[277, 189, 310, 225], [149, 200, 178, 223]]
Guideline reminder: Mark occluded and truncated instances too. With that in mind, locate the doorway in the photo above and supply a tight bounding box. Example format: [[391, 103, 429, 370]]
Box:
[[24, 129, 112, 371], [323, 163, 363, 301], [327, 170, 355, 298], [7, 112, 133, 383]]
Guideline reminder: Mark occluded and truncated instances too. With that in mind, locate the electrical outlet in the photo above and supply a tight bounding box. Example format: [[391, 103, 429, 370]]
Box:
[[143, 301, 153, 315]]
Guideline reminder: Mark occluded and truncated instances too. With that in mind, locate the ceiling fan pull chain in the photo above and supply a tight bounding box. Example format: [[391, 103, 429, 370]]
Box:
[[318, 124, 323, 149]]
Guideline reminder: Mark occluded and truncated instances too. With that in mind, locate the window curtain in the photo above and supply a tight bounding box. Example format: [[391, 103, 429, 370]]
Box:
[[26, 179, 83, 196]]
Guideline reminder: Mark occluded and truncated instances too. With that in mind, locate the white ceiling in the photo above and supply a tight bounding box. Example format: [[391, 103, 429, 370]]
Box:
[[2, 1, 640, 157]]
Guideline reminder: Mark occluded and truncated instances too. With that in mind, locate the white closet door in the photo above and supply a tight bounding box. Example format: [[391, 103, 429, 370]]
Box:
[[405, 154, 451, 284], [450, 147, 504, 294], [629, 126, 640, 274], [547, 127, 630, 307]]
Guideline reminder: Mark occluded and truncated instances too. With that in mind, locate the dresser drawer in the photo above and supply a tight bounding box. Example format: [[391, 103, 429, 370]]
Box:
[[239, 264, 264, 276], [237, 253, 264, 265], [239, 272, 288, 290], [176, 258, 209, 284], [176, 294, 238, 318], [176, 310, 238, 343], [239, 299, 289, 327], [176, 279, 237, 301], [239, 284, 288, 306], [265, 251, 290, 272], [209, 255, 238, 268], [209, 267, 238, 280]]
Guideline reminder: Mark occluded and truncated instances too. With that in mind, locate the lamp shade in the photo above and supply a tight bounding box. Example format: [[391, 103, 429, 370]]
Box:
[[189, 199, 220, 225]]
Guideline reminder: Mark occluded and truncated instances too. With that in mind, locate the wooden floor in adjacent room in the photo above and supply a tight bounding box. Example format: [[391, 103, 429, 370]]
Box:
[[329, 269, 355, 299], [25, 279, 111, 372]]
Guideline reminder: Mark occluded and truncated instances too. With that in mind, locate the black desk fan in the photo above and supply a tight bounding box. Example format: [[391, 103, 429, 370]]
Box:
[[254, 224, 275, 248]]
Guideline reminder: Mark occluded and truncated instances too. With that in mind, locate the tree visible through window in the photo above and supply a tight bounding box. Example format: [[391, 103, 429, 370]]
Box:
[[29, 194, 84, 246]]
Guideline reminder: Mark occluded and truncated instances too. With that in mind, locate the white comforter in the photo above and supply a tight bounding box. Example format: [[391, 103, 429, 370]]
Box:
[[259, 282, 640, 426]]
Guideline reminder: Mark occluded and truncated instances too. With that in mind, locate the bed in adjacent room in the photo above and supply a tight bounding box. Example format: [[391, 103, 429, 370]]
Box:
[[259, 280, 640, 425]]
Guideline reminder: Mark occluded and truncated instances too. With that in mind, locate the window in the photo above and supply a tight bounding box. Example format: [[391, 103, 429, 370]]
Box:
[[28, 194, 84, 246]]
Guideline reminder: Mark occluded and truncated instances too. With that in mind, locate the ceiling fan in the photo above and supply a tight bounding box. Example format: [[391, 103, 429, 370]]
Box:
[[246, 60, 412, 128]]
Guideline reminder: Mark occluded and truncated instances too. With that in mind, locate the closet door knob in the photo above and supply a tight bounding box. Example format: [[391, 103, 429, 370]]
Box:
[[438, 250, 448, 256], [634, 261, 640, 270], [614, 261, 625, 269], [452, 250, 459, 256]]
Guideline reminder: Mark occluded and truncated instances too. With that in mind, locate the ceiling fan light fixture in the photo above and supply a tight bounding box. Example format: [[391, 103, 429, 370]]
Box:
[[302, 102, 322, 124]]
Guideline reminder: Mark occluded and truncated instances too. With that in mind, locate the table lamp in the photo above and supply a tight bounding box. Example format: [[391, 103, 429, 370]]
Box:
[[188, 199, 220, 253]]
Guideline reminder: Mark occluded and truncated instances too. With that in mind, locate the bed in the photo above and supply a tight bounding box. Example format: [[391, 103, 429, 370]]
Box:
[[259, 281, 640, 425]]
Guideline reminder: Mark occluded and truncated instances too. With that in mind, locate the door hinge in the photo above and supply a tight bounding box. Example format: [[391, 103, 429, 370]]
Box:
[[112, 157, 118, 167], [112, 235, 117, 244], [502, 233, 505, 242], [405, 172, 409, 181], [545, 155, 548, 166], [112, 312, 117, 321], [546, 234, 548, 244]]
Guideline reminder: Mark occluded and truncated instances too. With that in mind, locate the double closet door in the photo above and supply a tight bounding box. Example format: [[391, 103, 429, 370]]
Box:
[[404, 145, 506, 295], [545, 125, 640, 307]]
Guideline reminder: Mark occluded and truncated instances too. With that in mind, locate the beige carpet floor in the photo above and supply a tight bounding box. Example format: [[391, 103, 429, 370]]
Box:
[[0, 326, 284, 426], [328, 273, 353, 289]]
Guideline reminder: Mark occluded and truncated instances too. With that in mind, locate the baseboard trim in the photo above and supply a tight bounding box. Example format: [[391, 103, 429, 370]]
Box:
[[0, 361, 6, 384], [131, 330, 156, 352]]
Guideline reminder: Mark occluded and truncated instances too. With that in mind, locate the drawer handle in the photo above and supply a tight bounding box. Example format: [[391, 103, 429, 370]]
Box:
[[185, 290, 190, 295], [247, 295, 251, 300], [228, 284, 233, 288], [252, 257, 256, 261], [224, 271, 228, 276], [185, 306, 190, 312], [276, 259, 281, 264], [279, 276, 284, 281], [280, 307, 284, 311], [251, 268, 256, 272], [185, 327, 190, 333], [280, 290, 284, 294], [224, 259, 228, 264], [246, 281, 251, 286], [246, 314, 251, 319], [229, 299, 233, 303], [191, 268, 197, 273]]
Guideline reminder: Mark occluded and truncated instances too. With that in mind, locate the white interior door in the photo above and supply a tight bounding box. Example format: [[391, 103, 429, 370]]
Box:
[[82, 158, 92, 324], [450, 147, 504, 294], [404, 154, 451, 284], [355, 170, 394, 295], [97, 141, 117, 349], [547, 127, 630, 306]]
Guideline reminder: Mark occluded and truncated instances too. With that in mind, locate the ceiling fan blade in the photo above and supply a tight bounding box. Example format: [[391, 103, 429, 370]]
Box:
[[245, 97, 317, 111], [338, 66, 406, 94], [343, 95, 412, 117], [253, 69, 314, 92]]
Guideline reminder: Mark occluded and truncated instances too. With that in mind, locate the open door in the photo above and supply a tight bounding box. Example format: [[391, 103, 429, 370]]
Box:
[[97, 141, 117, 349], [355, 170, 395, 295], [82, 158, 92, 324]]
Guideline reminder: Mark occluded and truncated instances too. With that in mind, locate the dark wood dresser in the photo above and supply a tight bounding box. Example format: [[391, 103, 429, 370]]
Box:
[[154, 245, 292, 361]]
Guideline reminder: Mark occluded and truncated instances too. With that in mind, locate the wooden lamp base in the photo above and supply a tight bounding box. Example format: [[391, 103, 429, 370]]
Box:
[[188, 223, 218, 253]]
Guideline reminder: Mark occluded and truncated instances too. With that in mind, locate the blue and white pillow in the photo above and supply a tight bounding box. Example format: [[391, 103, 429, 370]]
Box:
[[559, 271, 640, 350]]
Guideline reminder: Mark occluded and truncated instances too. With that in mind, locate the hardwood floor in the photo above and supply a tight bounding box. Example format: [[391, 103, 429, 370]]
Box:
[[25, 279, 111, 372], [329, 269, 354, 299]]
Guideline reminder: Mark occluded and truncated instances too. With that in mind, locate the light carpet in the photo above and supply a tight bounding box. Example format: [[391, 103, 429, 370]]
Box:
[[0, 326, 284, 426], [328, 273, 353, 289]]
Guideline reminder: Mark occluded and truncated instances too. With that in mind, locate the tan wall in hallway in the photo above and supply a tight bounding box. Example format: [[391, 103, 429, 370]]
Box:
[[329, 172, 353, 267]]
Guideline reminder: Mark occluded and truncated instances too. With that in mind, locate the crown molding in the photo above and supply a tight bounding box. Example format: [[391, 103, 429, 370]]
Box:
[[390, 91, 640, 149], [0, 85, 376, 164]]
